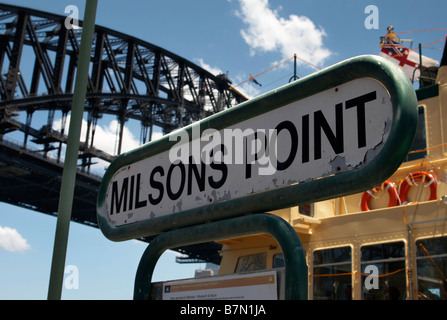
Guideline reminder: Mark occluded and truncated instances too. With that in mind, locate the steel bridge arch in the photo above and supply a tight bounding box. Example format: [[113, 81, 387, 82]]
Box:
[[0, 4, 247, 264], [0, 3, 246, 167]]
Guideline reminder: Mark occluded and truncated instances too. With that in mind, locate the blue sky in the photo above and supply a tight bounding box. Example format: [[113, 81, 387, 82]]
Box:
[[0, 0, 446, 300]]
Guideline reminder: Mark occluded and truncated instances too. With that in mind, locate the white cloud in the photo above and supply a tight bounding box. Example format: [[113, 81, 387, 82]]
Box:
[[53, 116, 140, 155], [94, 120, 140, 154], [0, 226, 31, 253], [51, 116, 144, 174], [236, 0, 331, 68], [196, 58, 224, 76]]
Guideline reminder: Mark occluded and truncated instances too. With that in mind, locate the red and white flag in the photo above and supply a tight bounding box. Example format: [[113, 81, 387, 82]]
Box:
[[379, 38, 438, 81]]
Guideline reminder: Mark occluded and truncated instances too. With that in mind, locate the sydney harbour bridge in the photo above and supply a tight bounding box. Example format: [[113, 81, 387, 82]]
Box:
[[0, 4, 247, 264]]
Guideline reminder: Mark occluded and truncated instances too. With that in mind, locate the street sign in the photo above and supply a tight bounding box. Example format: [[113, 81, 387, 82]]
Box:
[[97, 55, 418, 241], [163, 270, 278, 300]]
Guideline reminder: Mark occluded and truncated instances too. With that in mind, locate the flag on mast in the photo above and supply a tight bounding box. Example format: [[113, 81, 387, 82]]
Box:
[[249, 74, 262, 87], [379, 27, 438, 81]]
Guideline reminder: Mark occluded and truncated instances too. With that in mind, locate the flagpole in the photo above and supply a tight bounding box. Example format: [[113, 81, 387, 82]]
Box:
[[47, 0, 98, 300], [289, 54, 299, 82], [419, 43, 423, 88]]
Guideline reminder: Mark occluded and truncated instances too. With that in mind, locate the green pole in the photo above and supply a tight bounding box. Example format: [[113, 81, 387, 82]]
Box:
[[294, 53, 297, 79], [47, 0, 98, 300], [419, 43, 423, 88], [289, 53, 298, 82], [134, 214, 308, 300]]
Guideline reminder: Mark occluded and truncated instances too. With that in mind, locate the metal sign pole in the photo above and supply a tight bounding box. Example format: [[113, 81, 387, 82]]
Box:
[[133, 214, 308, 300], [47, 0, 98, 300]]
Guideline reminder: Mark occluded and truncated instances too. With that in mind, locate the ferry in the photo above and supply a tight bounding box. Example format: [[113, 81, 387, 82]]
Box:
[[211, 33, 447, 301]]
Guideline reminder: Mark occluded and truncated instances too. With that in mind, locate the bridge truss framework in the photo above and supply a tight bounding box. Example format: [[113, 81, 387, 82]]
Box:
[[0, 4, 247, 265]]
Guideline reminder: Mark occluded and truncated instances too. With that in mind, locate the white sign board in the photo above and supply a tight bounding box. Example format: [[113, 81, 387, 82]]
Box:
[[105, 78, 391, 227], [97, 55, 418, 240], [162, 271, 278, 300]]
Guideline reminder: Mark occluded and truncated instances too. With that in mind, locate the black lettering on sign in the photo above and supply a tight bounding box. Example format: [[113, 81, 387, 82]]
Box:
[[129, 175, 135, 211], [166, 162, 186, 200], [110, 177, 128, 215], [345, 91, 377, 148], [314, 103, 344, 160], [302, 114, 310, 163], [275, 120, 298, 171], [134, 173, 147, 209], [149, 166, 164, 205], [110, 173, 148, 215], [188, 156, 206, 195], [208, 144, 228, 189], [245, 135, 252, 179], [109, 90, 380, 216]]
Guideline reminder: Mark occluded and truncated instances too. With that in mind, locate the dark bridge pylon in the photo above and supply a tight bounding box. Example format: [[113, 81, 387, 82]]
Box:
[[0, 3, 247, 172]]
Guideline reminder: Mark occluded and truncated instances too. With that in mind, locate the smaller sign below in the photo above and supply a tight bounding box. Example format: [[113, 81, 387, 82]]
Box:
[[162, 271, 278, 300]]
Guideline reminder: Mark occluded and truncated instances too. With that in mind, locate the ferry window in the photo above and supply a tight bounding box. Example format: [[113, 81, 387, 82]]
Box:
[[360, 241, 406, 300], [405, 107, 427, 162], [234, 253, 266, 273], [273, 254, 284, 268], [416, 237, 447, 300], [313, 246, 352, 300], [299, 203, 312, 216]]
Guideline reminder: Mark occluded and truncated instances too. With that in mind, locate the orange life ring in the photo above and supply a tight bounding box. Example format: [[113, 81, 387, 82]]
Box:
[[399, 171, 437, 203], [361, 180, 399, 211]]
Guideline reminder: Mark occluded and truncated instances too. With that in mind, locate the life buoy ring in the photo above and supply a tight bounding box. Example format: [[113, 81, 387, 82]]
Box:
[[361, 180, 399, 211], [399, 171, 437, 203]]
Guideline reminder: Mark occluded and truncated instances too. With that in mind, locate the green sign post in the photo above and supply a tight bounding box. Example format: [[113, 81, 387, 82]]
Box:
[[133, 214, 307, 300], [97, 55, 418, 299]]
